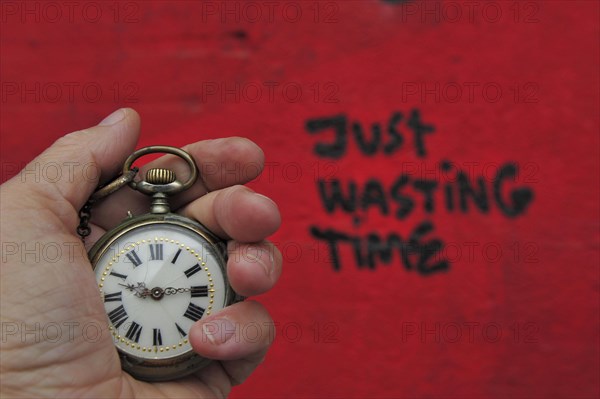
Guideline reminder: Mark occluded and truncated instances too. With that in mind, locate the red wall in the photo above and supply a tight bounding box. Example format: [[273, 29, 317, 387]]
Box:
[[1, 1, 598, 397]]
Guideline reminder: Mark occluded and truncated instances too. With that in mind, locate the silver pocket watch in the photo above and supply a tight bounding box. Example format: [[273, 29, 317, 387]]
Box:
[[79, 146, 240, 381]]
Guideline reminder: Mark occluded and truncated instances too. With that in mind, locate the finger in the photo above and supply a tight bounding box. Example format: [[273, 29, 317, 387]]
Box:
[[179, 185, 281, 242], [83, 223, 108, 252], [90, 138, 265, 231], [189, 301, 274, 362], [12, 108, 140, 214], [227, 240, 282, 297]]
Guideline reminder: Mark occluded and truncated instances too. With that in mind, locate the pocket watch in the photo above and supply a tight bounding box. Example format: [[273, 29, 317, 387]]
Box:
[[79, 146, 239, 382]]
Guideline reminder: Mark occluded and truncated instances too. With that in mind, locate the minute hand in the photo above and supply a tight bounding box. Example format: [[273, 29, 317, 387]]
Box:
[[164, 286, 212, 297], [163, 287, 191, 295]]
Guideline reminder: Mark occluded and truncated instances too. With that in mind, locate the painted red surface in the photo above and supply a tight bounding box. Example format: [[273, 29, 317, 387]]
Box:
[[1, 1, 598, 397]]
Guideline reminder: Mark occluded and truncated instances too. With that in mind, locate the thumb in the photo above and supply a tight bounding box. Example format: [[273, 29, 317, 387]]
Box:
[[14, 108, 141, 211]]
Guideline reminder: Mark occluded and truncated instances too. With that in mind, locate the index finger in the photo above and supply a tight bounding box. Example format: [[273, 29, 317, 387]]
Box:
[[91, 137, 265, 231]]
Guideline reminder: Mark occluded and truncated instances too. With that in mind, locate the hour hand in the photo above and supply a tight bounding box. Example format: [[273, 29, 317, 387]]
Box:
[[119, 282, 150, 298]]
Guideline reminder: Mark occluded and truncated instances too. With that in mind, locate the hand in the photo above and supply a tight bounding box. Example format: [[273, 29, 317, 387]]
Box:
[[119, 282, 151, 298], [0, 108, 282, 398]]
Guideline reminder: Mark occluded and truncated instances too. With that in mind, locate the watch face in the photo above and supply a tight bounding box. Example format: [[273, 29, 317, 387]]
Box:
[[93, 220, 228, 361]]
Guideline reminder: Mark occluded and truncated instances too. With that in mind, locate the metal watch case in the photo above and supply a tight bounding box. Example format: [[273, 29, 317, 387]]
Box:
[[89, 212, 235, 382]]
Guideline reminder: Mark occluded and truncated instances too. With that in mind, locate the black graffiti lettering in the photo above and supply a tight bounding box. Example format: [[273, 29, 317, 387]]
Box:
[[361, 179, 389, 216], [306, 110, 435, 159], [408, 221, 449, 275], [441, 160, 455, 210], [310, 221, 448, 274], [352, 121, 381, 156], [305, 115, 347, 159], [317, 161, 533, 221], [390, 174, 414, 219], [366, 233, 411, 270], [458, 172, 489, 213], [384, 112, 404, 154], [309, 226, 349, 271], [407, 109, 435, 158], [318, 179, 357, 213], [494, 163, 534, 217], [413, 179, 438, 213], [306, 108, 534, 275]]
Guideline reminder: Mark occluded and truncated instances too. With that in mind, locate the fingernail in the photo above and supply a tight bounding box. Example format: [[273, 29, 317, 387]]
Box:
[[245, 246, 274, 280], [254, 192, 277, 206], [201, 318, 236, 345], [99, 108, 126, 126]]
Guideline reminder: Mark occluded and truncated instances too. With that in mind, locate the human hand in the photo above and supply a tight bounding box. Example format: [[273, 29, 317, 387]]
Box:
[[0, 108, 282, 398]]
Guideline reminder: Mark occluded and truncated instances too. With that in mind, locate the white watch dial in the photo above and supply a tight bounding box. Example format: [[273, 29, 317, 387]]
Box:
[[94, 222, 227, 360]]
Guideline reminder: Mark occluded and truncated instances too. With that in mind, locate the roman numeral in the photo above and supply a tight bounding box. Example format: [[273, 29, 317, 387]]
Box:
[[108, 305, 128, 329], [125, 321, 142, 343], [184, 263, 202, 278], [109, 271, 128, 280], [171, 248, 182, 264], [149, 244, 163, 261], [183, 302, 205, 322], [175, 323, 187, 338], [125, 250, 142, 267], [104, 292, 122, 302], [191, 285, 209, 297], [153, 328, 163, 346]]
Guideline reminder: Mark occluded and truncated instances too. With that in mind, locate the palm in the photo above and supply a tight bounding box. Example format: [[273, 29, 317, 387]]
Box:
[[0, 219, 216, 398], [0, 109, 281, 398]]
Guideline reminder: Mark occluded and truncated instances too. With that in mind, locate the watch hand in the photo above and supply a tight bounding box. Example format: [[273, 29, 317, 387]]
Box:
[[116, 283, 183, 301], [118, 282, 151, 298], [163, 287, 192, 295], [118, 283, 201, 300]]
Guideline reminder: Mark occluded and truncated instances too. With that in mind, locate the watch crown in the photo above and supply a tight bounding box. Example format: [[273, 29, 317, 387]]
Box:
[[146, 168, 177, 185]]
